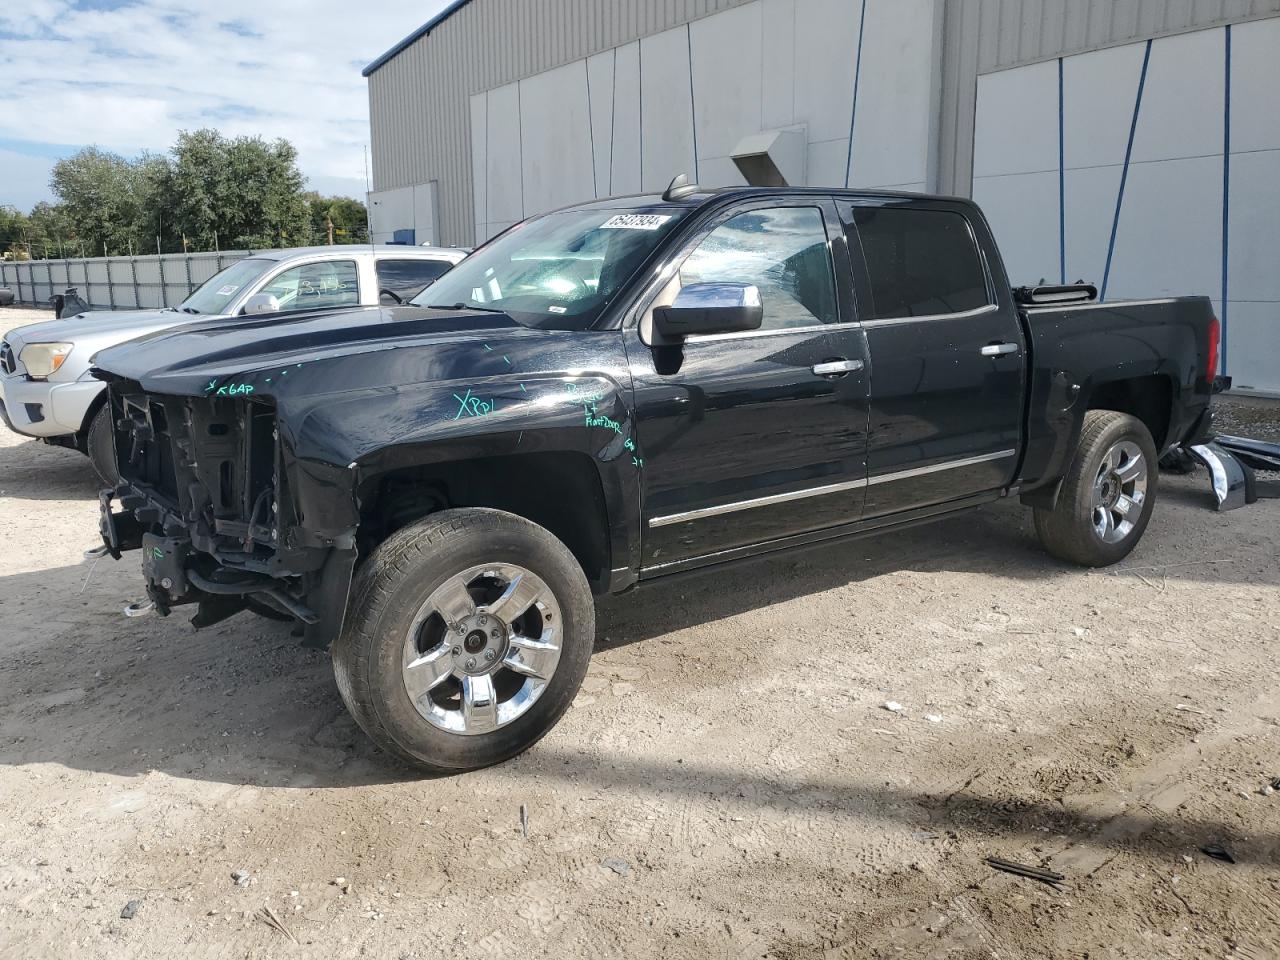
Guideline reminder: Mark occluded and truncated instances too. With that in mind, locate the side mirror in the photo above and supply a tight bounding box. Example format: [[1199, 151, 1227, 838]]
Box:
[[652, 283, 763, 339], [241, 293, 281, 316]]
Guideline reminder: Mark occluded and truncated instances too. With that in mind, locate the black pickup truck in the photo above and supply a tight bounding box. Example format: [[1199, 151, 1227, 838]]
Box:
[[93, 183, 1220, 772]]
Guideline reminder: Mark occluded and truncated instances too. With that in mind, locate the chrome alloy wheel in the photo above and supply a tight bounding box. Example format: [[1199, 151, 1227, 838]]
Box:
[[401, 563, 563, 735], [1091, 440, 1148, 544]]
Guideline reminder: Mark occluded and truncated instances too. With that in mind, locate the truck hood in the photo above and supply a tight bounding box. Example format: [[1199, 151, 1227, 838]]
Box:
[[4, 308, 205, 354], [92, 305, 531, 395]]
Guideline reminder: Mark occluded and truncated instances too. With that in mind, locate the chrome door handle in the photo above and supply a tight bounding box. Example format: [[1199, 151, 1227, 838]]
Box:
[[981, 343, 1019, 357], [812, 359, 864, 377]]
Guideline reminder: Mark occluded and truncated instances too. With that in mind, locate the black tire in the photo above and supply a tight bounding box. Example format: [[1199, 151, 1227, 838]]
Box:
[[86, 404, 119, 486], [332, 508, 594, 773], [1033, 410, 1158, 567]]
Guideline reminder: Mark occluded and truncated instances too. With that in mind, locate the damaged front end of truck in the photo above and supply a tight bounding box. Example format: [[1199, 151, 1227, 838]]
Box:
[[96, 375, 358, 648]]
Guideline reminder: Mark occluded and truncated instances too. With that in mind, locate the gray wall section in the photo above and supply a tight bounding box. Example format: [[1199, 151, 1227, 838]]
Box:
[[369, 0, 757, 245], [936, 0, 1280, 195], [368, 0, 1280, 241]]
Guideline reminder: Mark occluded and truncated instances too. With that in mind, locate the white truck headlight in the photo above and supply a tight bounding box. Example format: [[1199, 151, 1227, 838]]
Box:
[[20, 342, 74, 379]]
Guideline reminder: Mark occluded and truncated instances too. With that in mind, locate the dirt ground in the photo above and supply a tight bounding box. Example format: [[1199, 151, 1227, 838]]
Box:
[[1, 305, 1277, 958]]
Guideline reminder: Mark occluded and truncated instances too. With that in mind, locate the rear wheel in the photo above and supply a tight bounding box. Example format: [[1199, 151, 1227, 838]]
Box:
[[86, 404, 119, 486], [1033, 410, 1158, 567], [332, 508, 594, 773]]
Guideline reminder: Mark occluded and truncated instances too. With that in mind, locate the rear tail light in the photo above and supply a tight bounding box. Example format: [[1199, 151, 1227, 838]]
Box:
[[1206, 315, 1221, 380]]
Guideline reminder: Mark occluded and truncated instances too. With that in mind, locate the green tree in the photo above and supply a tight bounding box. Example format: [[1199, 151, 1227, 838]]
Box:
[[0, 205, 31, 259], [169, 129, 309, 249], [132, 152, 180, 254], [27, 202, 76, 257], [49, 147, 145, 256], [35, 129, 317, 257], [304, 193, 369, 245]]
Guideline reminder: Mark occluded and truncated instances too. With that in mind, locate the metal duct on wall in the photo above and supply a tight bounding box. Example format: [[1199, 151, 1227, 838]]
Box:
[[731, 129, 808, 187]]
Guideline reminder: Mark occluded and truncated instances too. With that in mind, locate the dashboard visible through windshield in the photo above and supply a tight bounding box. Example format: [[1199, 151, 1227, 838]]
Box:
[[412, 208, 689, 329], [180, 258, 275, 315]]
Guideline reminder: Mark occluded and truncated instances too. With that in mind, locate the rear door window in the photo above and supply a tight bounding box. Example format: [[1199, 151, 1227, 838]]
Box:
[[847, 207, 990, 319], [376, 259, 455, 303]]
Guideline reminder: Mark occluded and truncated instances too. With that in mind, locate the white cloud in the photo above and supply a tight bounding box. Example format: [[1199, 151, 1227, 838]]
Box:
[[0, 149, 57, 210], [0, 0, 449, 203]]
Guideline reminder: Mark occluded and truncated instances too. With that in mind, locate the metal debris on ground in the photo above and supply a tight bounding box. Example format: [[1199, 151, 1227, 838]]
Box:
[[520, 803, 529, 838], [985, 857, 1065, 887], [231, 869, 251, 887], [911, 830, 941, 841], [1201, 843, 1236, 864], [119, 900, 140, 920], [1177, 432, 1280, 511], [1215, 434, 1280, 473], [600, 857, 631, 877]]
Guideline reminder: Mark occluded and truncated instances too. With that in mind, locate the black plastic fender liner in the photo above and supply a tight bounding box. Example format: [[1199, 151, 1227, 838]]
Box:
[[301, 546, 358, 650], [1187, 441, 1250, 512]]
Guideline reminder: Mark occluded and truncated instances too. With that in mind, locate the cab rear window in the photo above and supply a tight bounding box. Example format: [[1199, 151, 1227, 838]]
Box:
[[377, 259, 455, 303]]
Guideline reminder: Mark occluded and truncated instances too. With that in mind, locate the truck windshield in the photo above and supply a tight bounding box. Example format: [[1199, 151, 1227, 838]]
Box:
[[411, 208, 688, 329], [179, 258, 275, 315]]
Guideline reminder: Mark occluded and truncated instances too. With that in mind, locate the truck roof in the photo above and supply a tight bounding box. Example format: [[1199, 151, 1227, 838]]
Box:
[[246, 245, 469, 262], [560, 184, 973, 214]]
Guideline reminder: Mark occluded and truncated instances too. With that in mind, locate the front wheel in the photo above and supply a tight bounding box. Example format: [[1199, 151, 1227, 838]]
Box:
[[332, 508, 594, 773], [1033, 410, 1158, 567]]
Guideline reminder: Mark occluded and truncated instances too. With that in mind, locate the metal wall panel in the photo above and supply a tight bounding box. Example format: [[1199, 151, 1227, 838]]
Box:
[[368, 0, 1280, 241], [936, 0, 1280, 195], [367, 0, 757, 245]]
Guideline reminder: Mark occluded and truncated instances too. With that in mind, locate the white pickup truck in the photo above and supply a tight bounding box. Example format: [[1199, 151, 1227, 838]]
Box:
[[0, 244, 467, 480]]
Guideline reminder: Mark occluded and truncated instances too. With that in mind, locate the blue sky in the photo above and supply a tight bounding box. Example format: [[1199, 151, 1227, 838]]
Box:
[[0, 0, 449, 211]]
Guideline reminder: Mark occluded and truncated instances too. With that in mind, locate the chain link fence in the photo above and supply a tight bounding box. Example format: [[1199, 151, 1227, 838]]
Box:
[[0, 251, 255, 311]]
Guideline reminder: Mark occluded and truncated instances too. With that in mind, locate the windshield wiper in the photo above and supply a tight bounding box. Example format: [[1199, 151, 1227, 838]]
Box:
[[426, 302, 508, 314]]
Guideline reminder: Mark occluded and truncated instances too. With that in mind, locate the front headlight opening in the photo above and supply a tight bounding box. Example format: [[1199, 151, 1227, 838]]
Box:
[[20, 342, 74, 379]]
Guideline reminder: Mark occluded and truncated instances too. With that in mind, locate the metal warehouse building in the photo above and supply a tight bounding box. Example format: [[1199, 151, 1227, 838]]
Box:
[[364, 0, 1280, 394]]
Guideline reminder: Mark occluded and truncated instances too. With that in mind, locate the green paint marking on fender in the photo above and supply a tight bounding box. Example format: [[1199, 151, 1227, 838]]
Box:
[[585, 412, 622, 434], [452, 388, 497, 420]]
